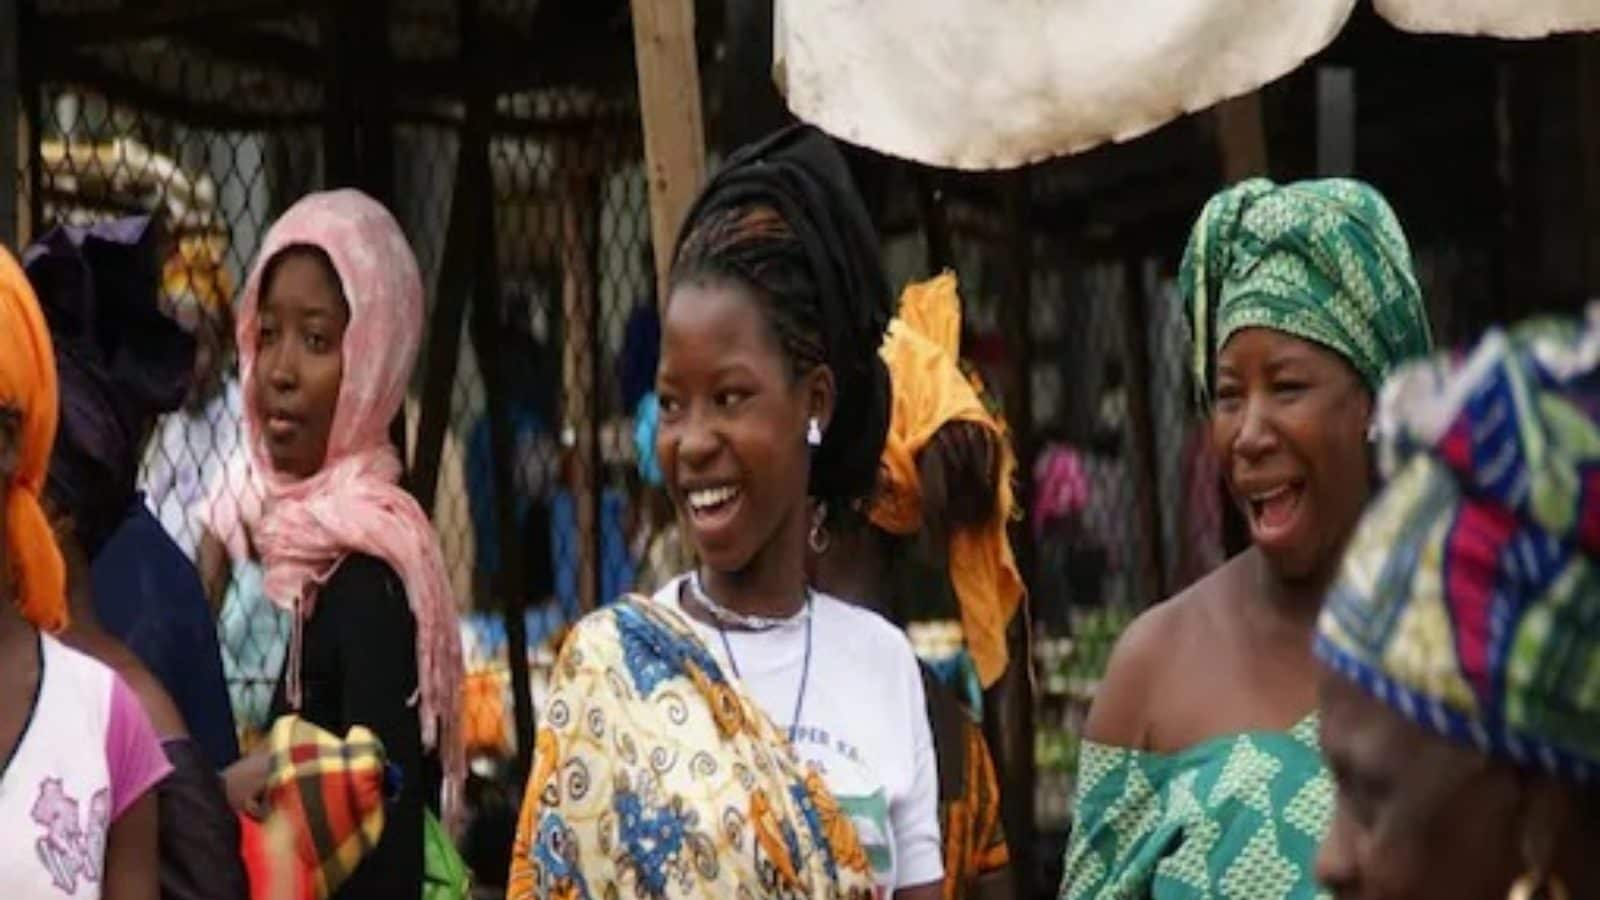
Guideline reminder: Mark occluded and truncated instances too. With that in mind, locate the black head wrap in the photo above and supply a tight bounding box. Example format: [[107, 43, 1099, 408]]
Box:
[[670, 124, 892, 509], [23, 216, 194, 556]]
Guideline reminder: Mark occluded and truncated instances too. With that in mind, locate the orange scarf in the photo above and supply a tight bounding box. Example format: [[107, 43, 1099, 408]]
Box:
[[870, 272, 1022, 687], [0, 247, 67, 631]]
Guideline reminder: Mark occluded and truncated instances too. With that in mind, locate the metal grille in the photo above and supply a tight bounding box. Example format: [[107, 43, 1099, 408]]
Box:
[[14, 5, 653, 888]]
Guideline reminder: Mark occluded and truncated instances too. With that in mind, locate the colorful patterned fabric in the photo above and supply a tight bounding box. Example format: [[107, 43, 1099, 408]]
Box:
[[258, 715, 393, 899], [873, 272, 1023, 688], [1179, 177, 1433, 406], [1060, 715, 1333, 899], [937, 712, 1010, 900], [1316, 308, 1600, 784], [508, 598, 877, 899]]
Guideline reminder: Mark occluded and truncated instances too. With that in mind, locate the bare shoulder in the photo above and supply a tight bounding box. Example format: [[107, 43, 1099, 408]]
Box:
[[1080, 560, 1236, 749]]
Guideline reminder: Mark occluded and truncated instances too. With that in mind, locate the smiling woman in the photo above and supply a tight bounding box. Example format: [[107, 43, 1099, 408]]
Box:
[[1059, 178, 1434, 899], [510, 125, 941, 900]]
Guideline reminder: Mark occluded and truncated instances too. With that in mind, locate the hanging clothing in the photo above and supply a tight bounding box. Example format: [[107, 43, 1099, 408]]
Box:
[[1061, 714, 1333, 899], [508, 598, 879, 899], [872, 272, 1022, 688]]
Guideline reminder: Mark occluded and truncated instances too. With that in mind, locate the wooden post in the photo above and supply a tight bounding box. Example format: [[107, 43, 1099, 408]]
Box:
[[988, 171, 1036, 900], [630, 0, 705, 303], [1214, 91, 1267, 555], [1, 0, 19, 249], [557, 142, 600, 613], [1215, 92, 1269, 183]]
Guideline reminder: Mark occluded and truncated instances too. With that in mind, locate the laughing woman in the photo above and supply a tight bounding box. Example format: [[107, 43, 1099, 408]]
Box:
[[1060, 179, 1433, 898], [215, 191, 464, 899], [509, 125, 941, 899]]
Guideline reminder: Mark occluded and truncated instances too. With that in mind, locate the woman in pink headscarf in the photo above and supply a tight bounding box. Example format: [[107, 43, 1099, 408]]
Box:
[[217, 190, 464, 899]]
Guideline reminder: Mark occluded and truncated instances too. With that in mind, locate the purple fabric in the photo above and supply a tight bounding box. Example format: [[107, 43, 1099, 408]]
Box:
[[105, 674, 173, 822], [22, 217, 194, 555]]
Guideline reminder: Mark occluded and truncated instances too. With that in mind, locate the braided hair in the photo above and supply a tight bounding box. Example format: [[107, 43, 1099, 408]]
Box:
[[669, 125, 892, 517]]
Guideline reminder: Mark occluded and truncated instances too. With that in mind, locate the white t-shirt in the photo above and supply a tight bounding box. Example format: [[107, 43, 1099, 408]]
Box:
[[656, 576, 944, 892]]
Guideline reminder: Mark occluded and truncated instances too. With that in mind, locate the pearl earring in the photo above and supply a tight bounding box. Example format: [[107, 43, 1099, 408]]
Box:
[[807, 417, 823, 448]]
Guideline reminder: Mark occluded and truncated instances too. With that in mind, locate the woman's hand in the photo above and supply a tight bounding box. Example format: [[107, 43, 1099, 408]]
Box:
[[223, 745, 272, 819]]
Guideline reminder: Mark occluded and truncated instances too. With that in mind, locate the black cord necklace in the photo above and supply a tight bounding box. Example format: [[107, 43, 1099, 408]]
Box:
[[716, 594, 814, 743]]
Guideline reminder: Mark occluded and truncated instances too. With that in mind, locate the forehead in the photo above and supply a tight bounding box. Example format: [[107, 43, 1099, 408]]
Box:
[[260, 251, 345, 316], [1320, 672, 1471, 783], [660, 278, 782, 360], [1217, 327, 1352, 374]]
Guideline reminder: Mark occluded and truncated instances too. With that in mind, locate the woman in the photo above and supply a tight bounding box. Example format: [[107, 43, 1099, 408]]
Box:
[[509, 124, 939, 898], [1314, 311, 1600, 899], [24, 218, 248, 900], [216, 190, 465, 899], [24, 217, 239, 770], [811, 271, 1018, 900], [1061, 178, 1434, 898], [0, 246, 169, 899]]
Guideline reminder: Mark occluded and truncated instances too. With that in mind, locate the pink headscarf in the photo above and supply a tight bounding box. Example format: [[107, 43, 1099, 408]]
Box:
[[223, 189, 464, 823]]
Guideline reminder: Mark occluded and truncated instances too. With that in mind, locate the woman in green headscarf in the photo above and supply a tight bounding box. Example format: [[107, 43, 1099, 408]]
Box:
[[1315, 311, 1600, 900], [1060, 178, 1433, 898]]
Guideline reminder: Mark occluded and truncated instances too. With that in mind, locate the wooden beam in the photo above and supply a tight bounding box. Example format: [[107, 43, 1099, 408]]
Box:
[[558, 158, 601, 613], [630, 0, 705, 303], [1214, 91, 1269, 183], [989, 170, 1036, 900], [0, 0, 18, 249]]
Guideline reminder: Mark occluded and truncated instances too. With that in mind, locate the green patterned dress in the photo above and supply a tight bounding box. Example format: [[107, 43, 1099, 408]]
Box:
[[1059, 715, 1332, 899]]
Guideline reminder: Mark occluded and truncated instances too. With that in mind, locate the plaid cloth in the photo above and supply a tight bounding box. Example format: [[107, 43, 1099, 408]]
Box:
[[257, 716, 393, 899]]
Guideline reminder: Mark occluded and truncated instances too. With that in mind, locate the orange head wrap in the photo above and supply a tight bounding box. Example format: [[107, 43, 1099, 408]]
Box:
[[0, 247, 66, 631], [870, 271, 1022, 687]]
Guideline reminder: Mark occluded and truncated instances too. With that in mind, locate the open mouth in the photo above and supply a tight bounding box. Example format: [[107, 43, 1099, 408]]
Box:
[[687, 484, 741, 519], [1247, 482, 1304, 543]]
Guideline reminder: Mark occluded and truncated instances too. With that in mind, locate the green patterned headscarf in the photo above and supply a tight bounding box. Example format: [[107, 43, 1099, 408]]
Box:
[[1180, 177, 1433, 406], [1316, 308, 1600, 783]]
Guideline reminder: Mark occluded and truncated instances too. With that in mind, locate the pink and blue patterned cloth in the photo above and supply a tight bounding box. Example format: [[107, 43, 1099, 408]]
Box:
[[1317, 305, 1600, 783]]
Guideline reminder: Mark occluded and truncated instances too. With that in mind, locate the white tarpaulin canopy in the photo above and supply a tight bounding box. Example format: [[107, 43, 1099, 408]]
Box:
[[1376, 0, 1600, 39], [775, 0, 1600, 171]]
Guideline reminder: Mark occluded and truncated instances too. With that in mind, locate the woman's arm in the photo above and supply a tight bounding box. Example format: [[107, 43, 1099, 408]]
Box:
[[102, 793, 159, 900]]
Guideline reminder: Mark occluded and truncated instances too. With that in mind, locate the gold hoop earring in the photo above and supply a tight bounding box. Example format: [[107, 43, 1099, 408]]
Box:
[[1508, 872, 1570, 900], [808, 502, 830, 555]]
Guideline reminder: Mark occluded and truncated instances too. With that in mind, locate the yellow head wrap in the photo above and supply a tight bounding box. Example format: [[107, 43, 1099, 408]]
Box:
[[870, 272, 1022, 687]]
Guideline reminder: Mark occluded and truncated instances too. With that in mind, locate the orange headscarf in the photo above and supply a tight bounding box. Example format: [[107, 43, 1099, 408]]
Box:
[[0, 247, 66, 631], [870, 271, 1022, 687]]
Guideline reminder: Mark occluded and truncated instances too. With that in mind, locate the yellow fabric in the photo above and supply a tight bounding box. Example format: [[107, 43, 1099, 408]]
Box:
[[0, 247, 67, 632], [870, 271, 1023, 687]]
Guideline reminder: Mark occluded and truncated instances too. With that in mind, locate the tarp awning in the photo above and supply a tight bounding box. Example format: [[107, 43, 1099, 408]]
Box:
[[774, 0, 1599, 171]]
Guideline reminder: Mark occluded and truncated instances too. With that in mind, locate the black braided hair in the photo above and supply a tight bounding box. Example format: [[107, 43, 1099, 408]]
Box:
[[669, 125, 892, 515]]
